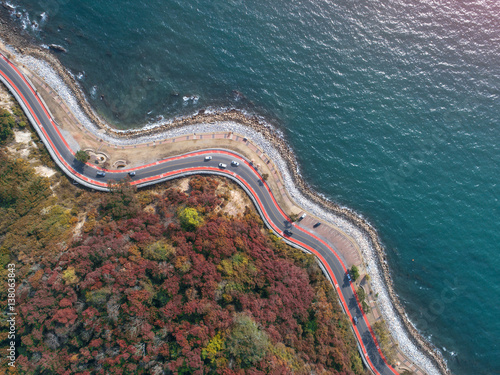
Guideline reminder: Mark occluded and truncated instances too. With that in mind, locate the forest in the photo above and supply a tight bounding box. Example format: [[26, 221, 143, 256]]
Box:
[[0, 101, 367, 374]]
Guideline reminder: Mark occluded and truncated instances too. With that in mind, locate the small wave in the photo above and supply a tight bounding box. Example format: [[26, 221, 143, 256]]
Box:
[[182, 95, 200, 104], [21, 20, 29, 30], [12, 9, 39, 33], [19, 13, 30, 30], [7, 5, 44, 33], [90, 85, 98, 99], [76, 71, 86, 81], [233, 90, 244, 101], [441, 346, 457, 356]]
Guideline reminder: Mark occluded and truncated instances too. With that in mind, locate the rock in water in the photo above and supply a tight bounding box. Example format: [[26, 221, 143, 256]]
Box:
[[2, 3, 15, 11], [49, 44, 67, 53]]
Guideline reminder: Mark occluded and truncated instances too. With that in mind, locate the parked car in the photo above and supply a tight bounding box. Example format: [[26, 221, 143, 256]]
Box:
[[346, 272, 352, 282], [353, 316, 358, 325], [218, 163, 227, 168], [96, 171, 106, 177], [298, 213, 307, 221], [284, 229, 293, 236], [313, 222, 321, 228], [128, 171, 136, 177], [231, 161, 240, 167], [204, 156, 212, 161]]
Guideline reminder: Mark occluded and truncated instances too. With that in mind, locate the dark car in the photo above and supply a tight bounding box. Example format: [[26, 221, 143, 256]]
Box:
[[96, 171, 106, 177], [313, 222, 321, 228], [346, 272, 352, 282], [128, 171, 136, 177], [284, 229, 293, 236]]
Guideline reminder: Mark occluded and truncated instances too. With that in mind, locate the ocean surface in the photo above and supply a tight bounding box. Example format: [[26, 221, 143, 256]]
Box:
[[6, 0, 500, 373]]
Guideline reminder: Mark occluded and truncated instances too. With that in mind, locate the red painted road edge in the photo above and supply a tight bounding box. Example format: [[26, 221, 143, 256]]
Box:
[[1, 53, 398, 375]]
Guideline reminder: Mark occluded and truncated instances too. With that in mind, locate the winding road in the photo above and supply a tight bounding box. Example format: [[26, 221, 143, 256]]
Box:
[[0, 52, 399, 375]]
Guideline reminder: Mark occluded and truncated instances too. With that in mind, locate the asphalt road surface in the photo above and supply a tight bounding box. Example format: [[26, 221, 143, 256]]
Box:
[[0, 53, 398, 375]]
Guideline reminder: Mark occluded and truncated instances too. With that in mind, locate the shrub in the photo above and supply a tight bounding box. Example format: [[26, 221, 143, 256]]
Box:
[[350, 265, 360, 281], [143, 240, 175, 261], [0, 108, 15, 144], [62, 267, 79, 284], [178, 207, 203, 231]]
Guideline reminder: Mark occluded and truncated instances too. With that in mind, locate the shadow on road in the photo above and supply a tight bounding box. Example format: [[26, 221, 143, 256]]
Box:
[[72, 159, 86, 174]]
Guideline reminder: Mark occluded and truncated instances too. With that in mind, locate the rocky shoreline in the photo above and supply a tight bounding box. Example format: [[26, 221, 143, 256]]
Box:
[[0, 18, 450, 375]]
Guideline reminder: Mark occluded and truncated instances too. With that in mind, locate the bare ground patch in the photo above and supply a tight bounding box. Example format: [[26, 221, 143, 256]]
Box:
[[34, 165, 56, 178], [0, 82, 14, 111]]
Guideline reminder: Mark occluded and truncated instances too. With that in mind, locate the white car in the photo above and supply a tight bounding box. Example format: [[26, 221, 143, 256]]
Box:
[[96, 171, 106, 177], [204, 156, 212, 161], [231, 161, 240, 167], [128, 171, 136, 177], [218, 163, 227, 168]]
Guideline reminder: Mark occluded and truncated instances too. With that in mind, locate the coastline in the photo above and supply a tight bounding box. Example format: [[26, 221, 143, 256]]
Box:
[[0, 20, 450, 375]]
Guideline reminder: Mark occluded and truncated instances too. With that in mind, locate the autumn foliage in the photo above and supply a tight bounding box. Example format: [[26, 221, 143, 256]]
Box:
[[2, 170, 366, 374]]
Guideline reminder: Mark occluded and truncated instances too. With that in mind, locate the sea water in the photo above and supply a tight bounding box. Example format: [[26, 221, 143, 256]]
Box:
[[6, 0, 500, 373]]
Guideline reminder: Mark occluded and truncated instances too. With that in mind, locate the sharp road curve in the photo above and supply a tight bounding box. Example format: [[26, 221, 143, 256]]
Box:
[[0, 53, 398, 375]]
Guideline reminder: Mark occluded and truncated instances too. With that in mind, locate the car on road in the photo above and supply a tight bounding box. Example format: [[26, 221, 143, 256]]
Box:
[[218, 163, 227, 168], [353, 316, 358, 325], [96, 171, 106, 177], [313, 222, 321, 228], [346, 272, 352, 282], [231, 161, 240, 167], [204, 156, 212, 161], [128, 171, 136, 177], [284, 229, 293, 236]]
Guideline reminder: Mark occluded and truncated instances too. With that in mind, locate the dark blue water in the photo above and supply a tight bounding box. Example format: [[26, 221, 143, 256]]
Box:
[[8, 1, 500, 373]]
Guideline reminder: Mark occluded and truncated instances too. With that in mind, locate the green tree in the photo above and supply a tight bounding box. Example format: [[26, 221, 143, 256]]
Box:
[[226, 314, 270, 368], [178, 207, 203, 231], [356, 286, 370, 313], [75, 150, 90, 164], [261, 173, 269, 181], [350, 265, 360, 281]]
